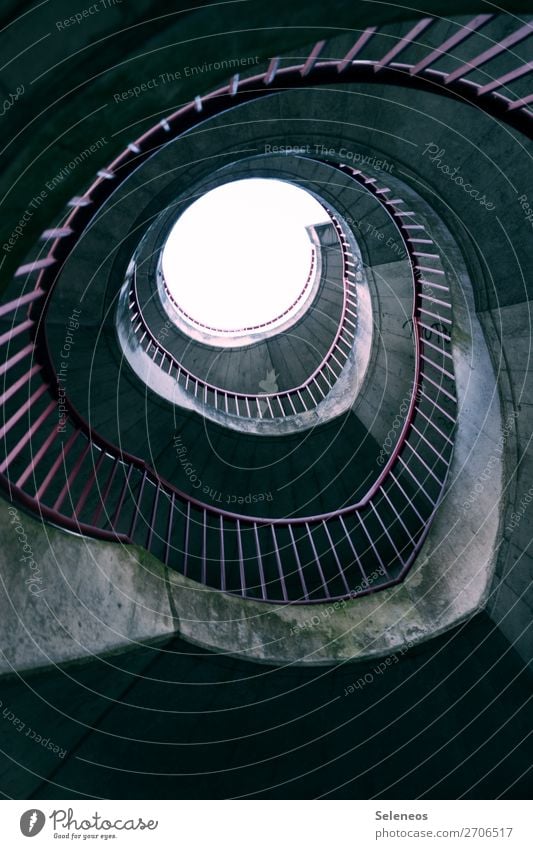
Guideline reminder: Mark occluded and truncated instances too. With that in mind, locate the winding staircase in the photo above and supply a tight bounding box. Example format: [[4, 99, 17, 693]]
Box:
[[1, 11, 531, 605]]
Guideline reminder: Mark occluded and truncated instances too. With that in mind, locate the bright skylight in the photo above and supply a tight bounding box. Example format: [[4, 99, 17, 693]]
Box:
[[161, 178, 329, 333]]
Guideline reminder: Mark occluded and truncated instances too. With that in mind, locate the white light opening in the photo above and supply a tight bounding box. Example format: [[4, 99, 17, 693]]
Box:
[[161, 178, 330, 334]]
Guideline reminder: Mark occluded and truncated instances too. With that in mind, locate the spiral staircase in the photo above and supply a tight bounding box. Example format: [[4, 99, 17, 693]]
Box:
[[0, 1, 531, 800]]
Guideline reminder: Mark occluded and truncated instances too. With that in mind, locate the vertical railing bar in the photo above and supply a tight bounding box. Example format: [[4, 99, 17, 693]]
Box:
[[338, 513, 368, 584], [322, 520, 351, 595], [1, 400, 57, 477], [295, 390, 307, 413], [109, 463, 133, 530], [380, 486, 417, 546], [253, 523, 267, 600], [410, 14, 492, 75], [417, 407, 454, 445], [288, 525, 309, 600], [355, 511, 389, 577], [271, 525, 288, 602], [369, 501, 404, 571], [49, 436, 91, 512], [183, 501, 191, 577], [404, 440, 443, 484], [72, 449, 106, 519], [397, 456, 435, 505], [15, 417, 59, 488], [305, 522, 330, 597], [202, 509, 207, 585], [419, 389, 456, 422], [410, 423, 450, 464], [389, 469, 426, 525], [0, 363, 42, 407], [92, 457, 120, 527], [128, 470, 147, 538], [164, 492, 175, 566], [287, 393, 298, 415], [236, 519, 246, 596], [146, 482, 160, 550], [219, 515, 226, 591]]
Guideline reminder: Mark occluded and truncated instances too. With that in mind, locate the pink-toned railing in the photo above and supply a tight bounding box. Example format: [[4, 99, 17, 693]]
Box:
[[160, 246, 318, 336], [2, 13, 527, 601], [129, 214, 357, 419]]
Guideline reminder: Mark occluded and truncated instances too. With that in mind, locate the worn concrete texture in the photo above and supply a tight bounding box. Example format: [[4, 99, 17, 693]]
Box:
[[0, 135, 510, 673], [0, 7, 530, 674]]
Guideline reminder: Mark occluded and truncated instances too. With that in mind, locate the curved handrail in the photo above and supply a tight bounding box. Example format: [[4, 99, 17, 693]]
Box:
[[160, 246, 318, 336], [21, 165, 425, 525], [3, 14, 521, 599], [128, 210, 358, 419]]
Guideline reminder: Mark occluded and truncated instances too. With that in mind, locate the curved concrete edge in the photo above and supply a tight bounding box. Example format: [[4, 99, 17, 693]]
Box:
[[163, 198, 505, 665], [156, 225, 323, 349], [116, 223, 374, 436], [0, 178, 505, 673]]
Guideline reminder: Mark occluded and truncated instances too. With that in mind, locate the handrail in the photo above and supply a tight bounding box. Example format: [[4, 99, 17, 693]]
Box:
[[161, 246, 318, 336], [19, 166, 427, 526], [128, 210, 357, 418], [3, 14, 519, 599]]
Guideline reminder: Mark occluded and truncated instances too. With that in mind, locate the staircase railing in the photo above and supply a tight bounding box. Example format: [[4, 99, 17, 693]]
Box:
[[128, 212, 357, 419], [4, 12, 528, 600]]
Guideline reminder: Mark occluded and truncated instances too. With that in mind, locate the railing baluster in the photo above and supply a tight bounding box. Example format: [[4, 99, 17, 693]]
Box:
[[202, 509, 207, 585], [0, 343, 35, 378], [0, 289, 45, 318], [389, 469, 426, 525], [72, 449, 107, 520], [219, 515, 226, 591], [306, 523, 330, 597], [369, 501, 405, 569], [374, 19, 433, 71], [445, 23, 533, 84], [164, 493, 175, 566], [410, 422, 450, 464], [0, 319, 34, 347], [146, 483, 160, 550], [15, 257, 56, 277], [35, 429, 80, 501], [410, 14, 492, 75], [252, 523, 267, 600], [236, 519, 246, 596], [380, 486, 417, 545], [0, 383, 49, 441], [301, 40, 326, 77], [0, 400, 57, 476], [288, 525, 309, 600], [404, 440, 443, 485], [270, 525, 288, 602], [110, 463, 134, 531], [91, 458, 119, 527], [128, 471, 147, 538], [183, 501, 190, 576], [264, 57, 280, 85], [52, 440, 92, 512], [322, 520, 350, 595], [355, 511, 390, 578], [416, 407, 454, 446], [397, 456, 435, 505], [15, 417, 60, 488], [338, 27, 377, 72]]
